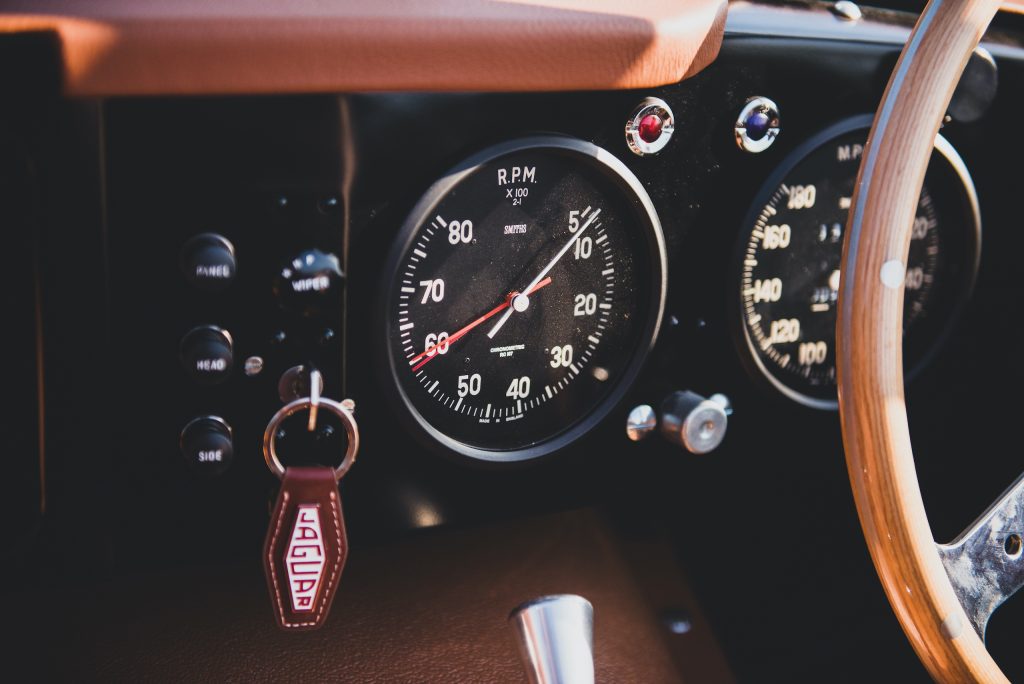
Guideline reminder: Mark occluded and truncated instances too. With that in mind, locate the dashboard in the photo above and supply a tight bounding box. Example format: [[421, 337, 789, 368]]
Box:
[[3, 1, 1024, 680]]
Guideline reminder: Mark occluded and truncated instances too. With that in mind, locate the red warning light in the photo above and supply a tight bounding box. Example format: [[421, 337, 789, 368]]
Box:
[[637, 114, 664, 144]]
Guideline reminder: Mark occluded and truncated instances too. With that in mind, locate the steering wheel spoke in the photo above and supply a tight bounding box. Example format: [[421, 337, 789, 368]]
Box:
[[938, 473, 1024, 639]]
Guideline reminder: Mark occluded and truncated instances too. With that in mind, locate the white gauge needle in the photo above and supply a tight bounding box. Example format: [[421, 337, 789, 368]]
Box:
[[487, 208, 601, 339]]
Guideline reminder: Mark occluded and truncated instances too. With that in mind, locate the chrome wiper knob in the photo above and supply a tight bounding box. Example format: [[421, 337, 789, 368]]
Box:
[[509, 595, 595, 684]]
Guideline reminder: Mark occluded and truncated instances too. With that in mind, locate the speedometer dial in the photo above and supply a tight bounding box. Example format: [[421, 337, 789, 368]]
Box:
[[383, 136, 666, 462], [737, 116, 980, 409]]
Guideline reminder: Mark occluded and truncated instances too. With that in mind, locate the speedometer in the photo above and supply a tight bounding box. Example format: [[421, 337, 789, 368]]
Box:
[[382, 136, 666, 462], [736, 116, 980, 409]]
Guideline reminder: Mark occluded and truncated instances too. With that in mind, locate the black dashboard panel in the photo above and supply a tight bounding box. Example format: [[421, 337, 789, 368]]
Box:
[[103, 97, 349, 561], [8, 5, 1024, 681], [0, 118, 41, 541]]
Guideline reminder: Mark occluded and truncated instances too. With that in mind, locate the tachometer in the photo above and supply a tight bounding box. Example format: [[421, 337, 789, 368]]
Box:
[[736, 116, 980, 409], [383, 136, 666, 462]]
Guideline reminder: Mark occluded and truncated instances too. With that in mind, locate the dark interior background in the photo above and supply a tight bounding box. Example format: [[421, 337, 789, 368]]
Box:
[[3, 3, 1024, 681]]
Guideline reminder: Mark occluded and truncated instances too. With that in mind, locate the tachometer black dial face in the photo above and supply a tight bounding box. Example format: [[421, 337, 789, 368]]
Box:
[[737, 117, 980, 409], [384, 137, 666, 462]]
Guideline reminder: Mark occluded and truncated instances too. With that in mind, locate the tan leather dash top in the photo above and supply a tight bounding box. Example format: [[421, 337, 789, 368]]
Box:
[[0, 0, 728, 96]]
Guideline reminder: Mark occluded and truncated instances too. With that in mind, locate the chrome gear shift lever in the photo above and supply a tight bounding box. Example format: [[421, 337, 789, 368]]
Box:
[[509, 595, 595, 684]]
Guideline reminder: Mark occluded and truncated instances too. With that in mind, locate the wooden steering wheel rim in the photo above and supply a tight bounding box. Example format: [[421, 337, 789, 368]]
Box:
[[836, 0, 1007, 680]]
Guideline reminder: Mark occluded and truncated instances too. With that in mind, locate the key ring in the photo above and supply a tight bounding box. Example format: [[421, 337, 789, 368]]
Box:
[[262, 393, 359, 481]]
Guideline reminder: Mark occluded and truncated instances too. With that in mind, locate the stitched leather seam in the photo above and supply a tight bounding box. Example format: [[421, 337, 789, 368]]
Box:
[[310, 490, 343, 624], [266, 489, 299, 626]]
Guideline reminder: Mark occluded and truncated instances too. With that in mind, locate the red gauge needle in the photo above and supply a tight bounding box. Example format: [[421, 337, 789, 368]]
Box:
[[409, 276, 553, 372]]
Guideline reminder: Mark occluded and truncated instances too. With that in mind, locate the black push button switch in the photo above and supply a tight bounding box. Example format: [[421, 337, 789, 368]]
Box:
[[180, 416, 234, 474], [181, 233, 236, 290], [180, 325, 234, 385]]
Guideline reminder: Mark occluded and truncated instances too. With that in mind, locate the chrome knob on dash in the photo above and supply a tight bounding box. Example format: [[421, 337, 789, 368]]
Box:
[[659, 390, 730, 455], [509, 595, 595, 684], [625, 404, 658, 441]]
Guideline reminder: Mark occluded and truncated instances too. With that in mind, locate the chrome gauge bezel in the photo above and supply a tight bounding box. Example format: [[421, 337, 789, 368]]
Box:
[[380, 135, 668, 463], [733, 114, 981, 410]]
